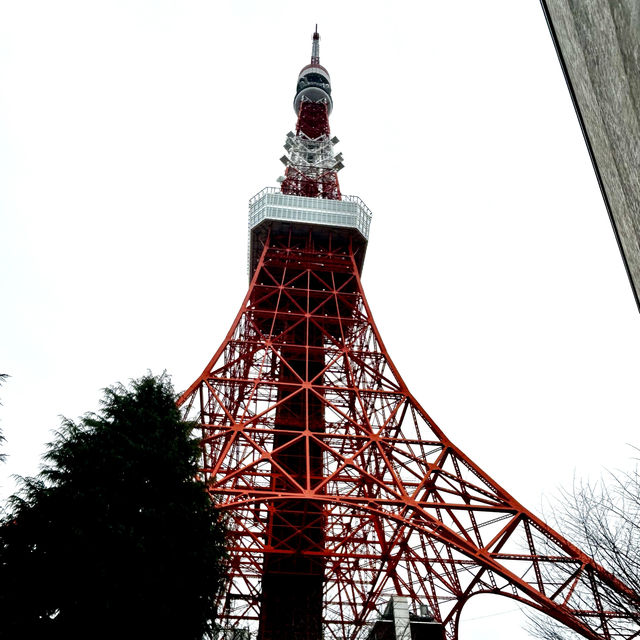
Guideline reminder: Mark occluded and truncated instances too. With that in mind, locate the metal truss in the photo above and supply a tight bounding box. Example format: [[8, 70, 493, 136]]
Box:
[[280, 100, 342, 200], [178, 229, 640, 640]]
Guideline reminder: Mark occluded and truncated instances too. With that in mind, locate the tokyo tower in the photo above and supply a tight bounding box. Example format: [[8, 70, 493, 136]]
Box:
[[178, 29, 640, 640]]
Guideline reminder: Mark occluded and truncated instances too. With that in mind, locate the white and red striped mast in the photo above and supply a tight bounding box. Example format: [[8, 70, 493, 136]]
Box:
[[279, 26, 343, 200]]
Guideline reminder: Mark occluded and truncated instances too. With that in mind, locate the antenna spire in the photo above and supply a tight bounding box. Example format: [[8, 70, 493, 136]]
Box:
[[280, 28, 341, 199], [311, 25, 320, 65]]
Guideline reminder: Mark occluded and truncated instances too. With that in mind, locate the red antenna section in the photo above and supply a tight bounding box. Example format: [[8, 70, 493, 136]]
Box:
[[178, 30, 640, 640], [311, 25, 320, 65], [279, 29, 342, 200]]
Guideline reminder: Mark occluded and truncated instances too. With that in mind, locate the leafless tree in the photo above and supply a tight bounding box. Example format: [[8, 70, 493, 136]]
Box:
[[526, 462, 640, 639]]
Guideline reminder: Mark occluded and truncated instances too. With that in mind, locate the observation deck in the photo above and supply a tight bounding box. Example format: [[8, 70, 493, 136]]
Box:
[[248, 187, 372, 276]]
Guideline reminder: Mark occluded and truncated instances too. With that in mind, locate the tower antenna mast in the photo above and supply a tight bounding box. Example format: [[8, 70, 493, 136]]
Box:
[[311, 24, 320, 65]]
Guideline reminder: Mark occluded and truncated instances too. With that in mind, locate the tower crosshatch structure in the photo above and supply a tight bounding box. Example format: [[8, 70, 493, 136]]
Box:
[[178, 29, 640, 640]]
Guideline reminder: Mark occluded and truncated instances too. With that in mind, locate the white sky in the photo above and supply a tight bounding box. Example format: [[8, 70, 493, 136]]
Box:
[[1, 2, 639, 638]]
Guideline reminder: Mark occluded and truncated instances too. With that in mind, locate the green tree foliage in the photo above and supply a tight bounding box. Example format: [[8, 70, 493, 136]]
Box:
[[0, 373, 226, 640]]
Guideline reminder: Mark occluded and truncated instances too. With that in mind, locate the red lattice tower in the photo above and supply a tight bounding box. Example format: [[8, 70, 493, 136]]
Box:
[[178, 29, 640, 640]]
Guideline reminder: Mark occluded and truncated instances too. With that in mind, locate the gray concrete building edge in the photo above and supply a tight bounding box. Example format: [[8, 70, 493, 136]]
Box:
[[540, 0, 640, 312]]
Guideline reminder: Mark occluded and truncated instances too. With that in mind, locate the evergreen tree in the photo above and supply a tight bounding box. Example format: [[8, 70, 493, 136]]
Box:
[[0, 373, 226, 640]]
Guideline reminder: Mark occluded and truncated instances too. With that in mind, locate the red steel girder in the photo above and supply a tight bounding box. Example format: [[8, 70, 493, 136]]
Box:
[[281, 100, 341, 201], [178, 228, 640, 640]]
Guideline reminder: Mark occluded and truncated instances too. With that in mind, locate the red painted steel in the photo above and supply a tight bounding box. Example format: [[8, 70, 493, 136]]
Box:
[[177, 28, 639, 640], [178, 226, 640, 639], [280, 100, 341, 201]]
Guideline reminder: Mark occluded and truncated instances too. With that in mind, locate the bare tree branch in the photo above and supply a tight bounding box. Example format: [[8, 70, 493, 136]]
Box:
[[526, 464, 640, 639]]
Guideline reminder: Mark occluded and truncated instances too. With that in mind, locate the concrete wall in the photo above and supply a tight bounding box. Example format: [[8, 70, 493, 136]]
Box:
[[541, 0, 640, 311]]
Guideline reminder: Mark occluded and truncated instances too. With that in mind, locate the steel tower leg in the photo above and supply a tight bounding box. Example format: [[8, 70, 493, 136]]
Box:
[[177, 27, 640, 640], [178, 230, 640, 639]]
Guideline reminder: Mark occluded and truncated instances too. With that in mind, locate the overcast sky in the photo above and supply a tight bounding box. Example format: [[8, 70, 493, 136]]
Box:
[[2, 2, 640, 638]]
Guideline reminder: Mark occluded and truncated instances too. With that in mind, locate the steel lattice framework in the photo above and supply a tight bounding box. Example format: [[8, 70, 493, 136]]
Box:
[[177, 28, 640, 640]]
